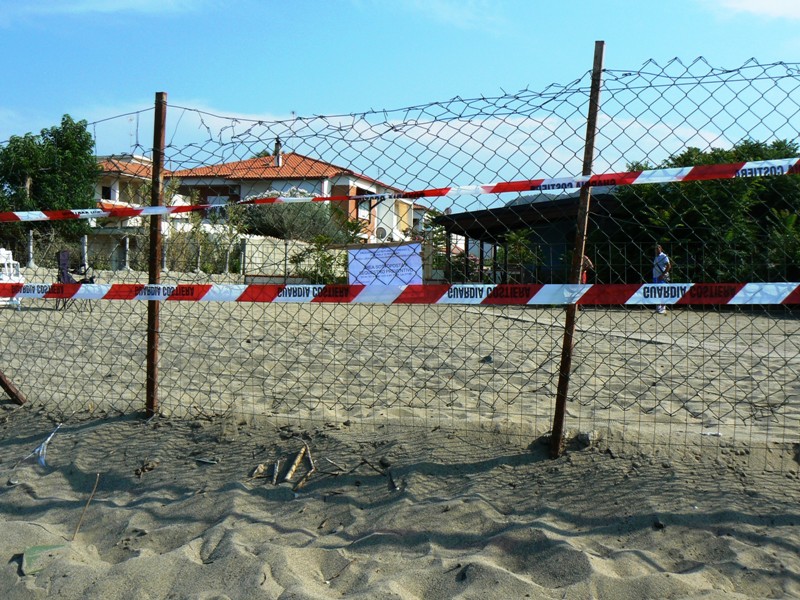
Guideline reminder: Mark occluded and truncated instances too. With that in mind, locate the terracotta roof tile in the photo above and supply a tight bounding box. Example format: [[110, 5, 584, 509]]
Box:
[[98, 157, 152, 179], [97, 199, 142, 210], [171, 152, 343, 179], [171, 152, 403, 192]]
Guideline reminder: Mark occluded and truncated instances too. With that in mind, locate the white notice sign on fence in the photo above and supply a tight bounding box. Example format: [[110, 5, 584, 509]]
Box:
[[348, 243, 423, 286]]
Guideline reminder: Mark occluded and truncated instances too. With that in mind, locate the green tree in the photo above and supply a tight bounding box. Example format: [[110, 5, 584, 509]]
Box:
[[496, 228, 540, 283], [0, 115, 99, 245], [600, 139, 800, 282], [288, 213, 366, 284], [240, 188, 362, 244]]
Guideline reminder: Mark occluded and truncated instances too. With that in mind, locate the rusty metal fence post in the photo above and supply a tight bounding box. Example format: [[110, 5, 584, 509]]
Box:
[[146, 91, 167, 417], [550, 41, 605, 458]]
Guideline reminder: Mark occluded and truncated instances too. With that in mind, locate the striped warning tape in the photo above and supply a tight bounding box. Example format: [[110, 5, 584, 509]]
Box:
[[245, 157, 800, 203], [2, 282, 799, 305], [0, 157, 798, 223]]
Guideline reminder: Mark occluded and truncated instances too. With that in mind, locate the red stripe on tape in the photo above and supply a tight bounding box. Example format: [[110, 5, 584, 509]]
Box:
[[310, 195, 346, 202], [675, 283, 744, 305], [43, 283, 80, 299], [781, 285, 800, 304], [3, 281, 800, 305], [236, 284, 284, 303], [241, 197, 284, 205], [589, 171, 642, 186], [166, 284, 212, 300], [682, 163, 745, 182], [106, 208, 146, 218], [43, 210, 82, 221], [484, 180, 546, 194], [578, 284, 642, 305], [401, 188, 452, 199], [169, 205, 197, 214], [311, 284, 365, 303], [2, 157, 799, 224], [103, 284, 146, 300], [393, 284, 450, 303], [0, 283, 23, 296], [483, 284, 542, 304]]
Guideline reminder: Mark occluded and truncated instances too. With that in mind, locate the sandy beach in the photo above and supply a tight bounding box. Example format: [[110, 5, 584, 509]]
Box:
[[0, 406, 798, 599], [0, 284, 799, 598]]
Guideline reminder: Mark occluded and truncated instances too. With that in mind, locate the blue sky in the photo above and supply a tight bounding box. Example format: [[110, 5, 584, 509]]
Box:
[[1, 0, 799, 156]]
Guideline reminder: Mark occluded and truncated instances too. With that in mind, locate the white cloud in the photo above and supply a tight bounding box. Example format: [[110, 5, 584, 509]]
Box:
[[700, 0, 800, 19], [1, 92, 744, 206], [87, 98, 305, 160]]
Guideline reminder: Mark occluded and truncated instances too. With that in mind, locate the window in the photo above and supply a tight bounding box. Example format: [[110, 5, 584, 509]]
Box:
[[101, 186, 112, 200], [357, 199, 371, 221], [205, 195, 229, 221]]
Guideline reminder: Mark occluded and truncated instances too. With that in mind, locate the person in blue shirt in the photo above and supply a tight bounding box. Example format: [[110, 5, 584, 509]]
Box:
[[652, 244, 671, 314]]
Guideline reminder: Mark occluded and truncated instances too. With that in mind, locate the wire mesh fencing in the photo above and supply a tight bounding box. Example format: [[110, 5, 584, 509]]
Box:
[[1, 56, 799, 471]]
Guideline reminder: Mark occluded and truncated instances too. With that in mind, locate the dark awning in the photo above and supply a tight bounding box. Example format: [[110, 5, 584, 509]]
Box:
[[432, 192, 618, 243]]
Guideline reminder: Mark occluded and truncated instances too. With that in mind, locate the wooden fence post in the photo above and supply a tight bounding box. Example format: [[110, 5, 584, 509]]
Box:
[[550, 41, 605, 458], [146, 92, 167, 417]]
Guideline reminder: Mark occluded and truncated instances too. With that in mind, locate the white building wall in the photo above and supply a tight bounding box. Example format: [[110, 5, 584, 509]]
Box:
[[95, 179, 120, 202], [375, 199, 394, 240], [238, 179, 326, 200]]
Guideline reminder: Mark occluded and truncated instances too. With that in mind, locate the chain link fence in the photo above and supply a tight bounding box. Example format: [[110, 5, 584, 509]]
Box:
[[1, 56, 799, 471]]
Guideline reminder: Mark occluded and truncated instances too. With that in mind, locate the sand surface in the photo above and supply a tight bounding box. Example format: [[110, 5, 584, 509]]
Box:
[[0, 277, 799, 598], [0, 405, 798, 599]]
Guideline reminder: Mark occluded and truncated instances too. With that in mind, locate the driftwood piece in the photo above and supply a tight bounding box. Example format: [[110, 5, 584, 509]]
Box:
[[0, 368, 26, 405], [248, 463, 266, 480], [324, 457, 346, 472], [293, 441, 317, 490], [362, 458, 387, 476], [302, 440, 315, 471], [272, 458, 283, 485], [72, 473, 100, 541], [292, 465, 316, 491], [283, 446, 307, 482]]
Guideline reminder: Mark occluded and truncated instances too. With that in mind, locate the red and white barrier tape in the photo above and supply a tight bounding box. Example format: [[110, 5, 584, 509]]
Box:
[[2, 282, 799, 305], [245, 157, 800, 203], [0, 157, 798, 223]]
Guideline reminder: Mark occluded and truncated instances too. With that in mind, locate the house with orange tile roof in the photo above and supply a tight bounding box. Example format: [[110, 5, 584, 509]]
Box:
[[90, 149, 415, 273], [96, 154, 151, 213], [169, 144, 414, 243], [92, 154, 192, 269], [95, 154, 191, 227]]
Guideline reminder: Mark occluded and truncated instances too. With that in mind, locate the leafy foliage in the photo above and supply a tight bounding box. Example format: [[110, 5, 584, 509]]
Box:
[[289, 220, 366, 284], [598, 139, 800, 282], [235, 188, 369, 283], [240, 188, 362, 244], [0, 115, 98, 246], [165, 229, 241, 274], [496, 228, 541, 283], [289, 236, 348, 284]]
